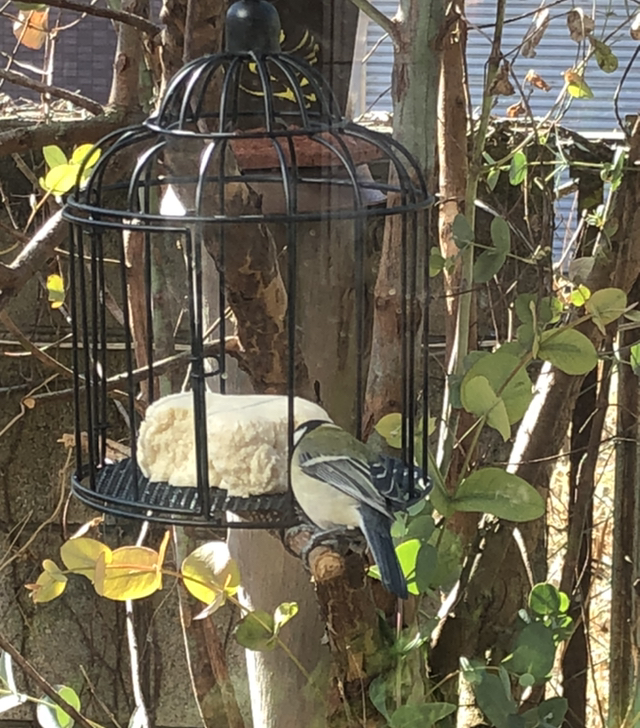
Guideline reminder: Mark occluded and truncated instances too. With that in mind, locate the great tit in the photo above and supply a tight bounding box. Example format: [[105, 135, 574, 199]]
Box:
[[290, 419, 428, 599]]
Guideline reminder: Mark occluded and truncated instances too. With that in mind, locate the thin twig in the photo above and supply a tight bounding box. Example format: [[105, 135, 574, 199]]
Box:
[[23, 0, 160, 35], [27, 338, 240, 404], [0, 632, 95, 728], [0, 67, 102, 115], [347, 0, 397, 41], [0, 309, 73, 378]]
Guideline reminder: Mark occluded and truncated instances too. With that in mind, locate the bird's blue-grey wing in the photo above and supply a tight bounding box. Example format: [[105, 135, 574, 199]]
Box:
[[297, 452, 390, 516]]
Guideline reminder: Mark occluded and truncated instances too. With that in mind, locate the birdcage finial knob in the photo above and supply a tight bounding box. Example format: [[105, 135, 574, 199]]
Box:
[[225, 0, 281, 55]]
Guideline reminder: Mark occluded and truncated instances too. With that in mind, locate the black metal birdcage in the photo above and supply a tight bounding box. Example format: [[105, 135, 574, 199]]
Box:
[[62, 0, 433, 528]]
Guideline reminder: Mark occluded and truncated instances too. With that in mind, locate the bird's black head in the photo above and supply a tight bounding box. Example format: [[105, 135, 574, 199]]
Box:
[[292, 419, 329, 448]]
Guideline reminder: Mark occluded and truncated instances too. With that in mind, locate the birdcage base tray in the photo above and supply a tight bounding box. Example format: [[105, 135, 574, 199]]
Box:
[[71, 458, 301, 528]]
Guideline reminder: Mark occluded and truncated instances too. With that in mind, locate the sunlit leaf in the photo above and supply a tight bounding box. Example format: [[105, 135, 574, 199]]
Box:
[[585, 287, 627, 333], [42, 144, 67, 169], [529, 582, 566, 616], [452, 468, 545, 522], [273, 602, 298, 634], [460, 375, 510, 441], [36, 685, 80, 728], [46, 273, 65, 310], [13, 8, 48, 50], [509, 151, 527, 186], [26, 561, 68, 603], [461, 350, 533, 425], [564, 70, 594, 99], [42, 164, 80, 195], [537, 328, 598, 375], [569, 284, 590, 307], [374, 413, 403, 449], [181, 541, 240, 610], [70, 144, 101, 169], [94, 546, 162, 601], [60, 537, 111, 583], [630, 342, 640, 376]]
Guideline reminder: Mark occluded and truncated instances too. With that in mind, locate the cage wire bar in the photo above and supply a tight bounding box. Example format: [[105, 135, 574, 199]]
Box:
[[63, 0, 432, 528]]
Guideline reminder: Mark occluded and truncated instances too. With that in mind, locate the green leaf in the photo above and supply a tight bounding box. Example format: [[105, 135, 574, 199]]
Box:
[[452, 214, 474, 249], [374, 413, 403, 449], [390, 703, 457, 728], [536, 698, 568, 728], [519, 673, 536, 688], [414, 543, 438, 593], [234, 610, 276, 651], [474, 249, 507, 283], [452, 468, 545, 522], [585, 287, 627, 333], [428, 526, 462, 590], [590, 37, 618, 73], [460, 374, 511, 440], [273, 602, 298, 635], [569, 285, 591, 307], [42, 144, 67, 169], [503, 622, 555, 682], [369, 675, 391, 722], [487, 167, 500, 191], [461, 349, 533, 425], [491, 216, 511, 254], [529, 583, 565, 616], [429, 248, 445, 277], [630, 342, 640, 375], [537, 329, 598, 375], [509, 151, 527, 186], [464, 665, 518, 728], [36, 685, 81, 728]]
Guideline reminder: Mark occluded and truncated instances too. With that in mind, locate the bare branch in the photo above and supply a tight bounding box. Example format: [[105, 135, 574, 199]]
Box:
[[0, 67, 103, 115], [27, 0, 161, 35], [0, 210, 65, 312], [0, 109, 143, 158], [348, 0, 398, 41]]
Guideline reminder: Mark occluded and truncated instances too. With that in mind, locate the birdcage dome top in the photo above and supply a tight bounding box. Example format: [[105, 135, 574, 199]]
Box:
[[63, 0, 432, 229]]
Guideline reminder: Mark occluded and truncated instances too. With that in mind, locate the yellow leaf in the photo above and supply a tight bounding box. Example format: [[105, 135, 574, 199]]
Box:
[[71, 144, 101, 169], [94, 546, 162, 601], [46, 273, 65, 310], [13, 8, 48, 50], [60, 537, 111, 583], [42, 164, 80, 195], [26, 563, 67, 603], [182, 541, 240, 607], [564, 70, 594, 99]]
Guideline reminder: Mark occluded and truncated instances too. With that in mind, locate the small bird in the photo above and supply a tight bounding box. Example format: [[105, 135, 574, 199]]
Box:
[[290, 419, 429, 599]]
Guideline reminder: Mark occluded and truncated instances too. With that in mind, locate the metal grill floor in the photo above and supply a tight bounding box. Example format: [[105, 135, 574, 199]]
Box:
[[71, 457, 299, 527]]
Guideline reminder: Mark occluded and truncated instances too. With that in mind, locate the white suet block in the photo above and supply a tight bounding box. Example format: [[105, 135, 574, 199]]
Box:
[[137, 392, 331, 496]]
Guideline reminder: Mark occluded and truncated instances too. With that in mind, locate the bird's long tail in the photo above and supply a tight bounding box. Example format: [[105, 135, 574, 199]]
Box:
[[358, 506, 408, 599]]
